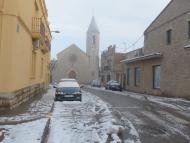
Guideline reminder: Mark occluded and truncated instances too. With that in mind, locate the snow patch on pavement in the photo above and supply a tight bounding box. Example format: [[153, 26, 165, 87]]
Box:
[[0, 118, 48, 143]]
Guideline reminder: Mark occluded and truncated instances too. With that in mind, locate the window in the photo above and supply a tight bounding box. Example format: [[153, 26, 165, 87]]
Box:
[[153, 65, 161, 89], [107, 75, 110, 82], [16, 24, 20, 32], [188, 21, 190, 38], [166, 29, 172, 45], [92, 35, 96, 45], [116, 73, 120, 81], [127, 68, 130, 85], [134, 67, 141, 86]]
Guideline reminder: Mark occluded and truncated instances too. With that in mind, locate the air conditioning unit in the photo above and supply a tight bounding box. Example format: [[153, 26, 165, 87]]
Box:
[[33, 39, 40, 49]]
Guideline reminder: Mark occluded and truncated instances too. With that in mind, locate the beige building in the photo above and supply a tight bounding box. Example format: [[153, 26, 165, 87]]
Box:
[[101, 45, 126, 87], [0, 0, 51, 109], [52, 17, 100, 84], [123, 0, 190, 98]]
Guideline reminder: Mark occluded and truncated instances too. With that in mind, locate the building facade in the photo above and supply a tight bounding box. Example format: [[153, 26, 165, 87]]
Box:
[[0, 0, 51, 109], [101, 45, 126, 87], [52, 17, 100, 84], [123, 0, 190, 98]]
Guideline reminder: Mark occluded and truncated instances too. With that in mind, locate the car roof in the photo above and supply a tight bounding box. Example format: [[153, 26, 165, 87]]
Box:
[[108, 80, 118, 83], [60, 78, 76, 82], [58, 81, 79, 88]]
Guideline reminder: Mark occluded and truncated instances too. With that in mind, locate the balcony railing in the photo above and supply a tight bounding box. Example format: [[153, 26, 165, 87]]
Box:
[[32, 17, 51, 52], [32, 17, 45, 40]]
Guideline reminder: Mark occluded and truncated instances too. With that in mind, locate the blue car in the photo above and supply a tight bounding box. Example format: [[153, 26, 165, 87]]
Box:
[[55, 81, 82, 101], [105, 80, 122, 91]]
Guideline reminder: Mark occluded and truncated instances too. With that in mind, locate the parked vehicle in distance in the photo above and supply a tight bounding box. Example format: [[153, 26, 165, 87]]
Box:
[[91, 80, 101, 88], [105, 80, 122, 91], [55, 80, 82, 101]]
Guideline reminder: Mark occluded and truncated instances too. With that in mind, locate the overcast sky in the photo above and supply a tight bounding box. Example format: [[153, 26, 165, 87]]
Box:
[[46, 0, 171, 59]]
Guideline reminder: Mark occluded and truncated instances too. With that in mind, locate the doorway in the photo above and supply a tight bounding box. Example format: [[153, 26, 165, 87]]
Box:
[[69, 71, 77, 79]]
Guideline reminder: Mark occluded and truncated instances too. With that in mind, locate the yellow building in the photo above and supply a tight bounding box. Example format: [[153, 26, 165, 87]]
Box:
[[0, 0, 51, 109]]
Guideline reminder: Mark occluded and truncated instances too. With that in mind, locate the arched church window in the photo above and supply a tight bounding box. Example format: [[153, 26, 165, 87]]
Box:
[[92, 35, 96, 45]]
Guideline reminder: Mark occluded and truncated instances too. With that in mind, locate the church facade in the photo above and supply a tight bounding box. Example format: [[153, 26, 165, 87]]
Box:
[[52, 17, 100, 84]]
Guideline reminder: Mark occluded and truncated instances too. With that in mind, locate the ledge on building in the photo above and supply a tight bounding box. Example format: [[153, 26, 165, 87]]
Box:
[[121, 53, 162, 64]]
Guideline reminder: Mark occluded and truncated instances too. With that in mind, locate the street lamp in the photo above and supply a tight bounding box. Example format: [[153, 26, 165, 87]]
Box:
[[51, 30, 61, 34]]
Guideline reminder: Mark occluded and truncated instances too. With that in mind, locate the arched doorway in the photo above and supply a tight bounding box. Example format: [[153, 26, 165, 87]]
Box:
[[69, 71, 77, 79]]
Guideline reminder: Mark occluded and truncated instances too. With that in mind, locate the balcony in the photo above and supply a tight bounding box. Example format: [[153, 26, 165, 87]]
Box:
[[32, 17, 45, 40], [41, 38, 51, 52], [45, 38, 51, 51], [32, 17, 51, 52]]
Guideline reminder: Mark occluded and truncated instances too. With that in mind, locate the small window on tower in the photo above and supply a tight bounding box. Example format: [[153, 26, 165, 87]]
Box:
[[92, 35, 96, 45]]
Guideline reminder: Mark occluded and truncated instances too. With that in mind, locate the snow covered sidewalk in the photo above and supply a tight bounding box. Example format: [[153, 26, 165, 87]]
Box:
[[0, 87, 55, 143], [0, 118, 48, 143], [0, 88, 55, 124]]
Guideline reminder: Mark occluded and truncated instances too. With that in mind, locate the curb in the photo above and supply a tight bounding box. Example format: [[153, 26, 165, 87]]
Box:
[[0, 131, 4, 142], [41, 118, 51, 143], [41, 102, 54, 143]]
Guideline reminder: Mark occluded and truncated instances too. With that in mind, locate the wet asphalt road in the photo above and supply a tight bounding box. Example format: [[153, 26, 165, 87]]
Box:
[[84, 87, 190, 143]]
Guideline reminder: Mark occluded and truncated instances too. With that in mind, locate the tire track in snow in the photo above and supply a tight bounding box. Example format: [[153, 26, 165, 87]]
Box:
[[142, 111, 190, 142]]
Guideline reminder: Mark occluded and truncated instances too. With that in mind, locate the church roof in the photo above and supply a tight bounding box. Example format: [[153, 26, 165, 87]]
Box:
[[87, 16, 100, 33], [57, 44, 87, 58]]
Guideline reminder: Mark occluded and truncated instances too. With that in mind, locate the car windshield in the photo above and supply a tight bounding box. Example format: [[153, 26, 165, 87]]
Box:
[[57, 87, 80, 94], [110, 82, 120, 86], [109, 80, 117, 83]]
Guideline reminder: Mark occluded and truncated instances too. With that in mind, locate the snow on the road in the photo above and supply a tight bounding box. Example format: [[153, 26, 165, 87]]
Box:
[[48, 91, 126, 143], [0, 118, 48, 143]]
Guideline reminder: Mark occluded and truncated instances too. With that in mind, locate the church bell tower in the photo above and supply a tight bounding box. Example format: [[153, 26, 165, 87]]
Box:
[[86, 17, 100, 79]]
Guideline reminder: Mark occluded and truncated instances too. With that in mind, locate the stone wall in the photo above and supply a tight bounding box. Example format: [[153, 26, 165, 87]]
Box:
[[0, 83, 45, 110]]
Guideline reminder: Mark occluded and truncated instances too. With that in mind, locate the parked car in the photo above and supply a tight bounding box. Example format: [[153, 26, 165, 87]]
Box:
[[105, 80, 122, 91], [91, 80, 101, 87], [55, 80, 82, 101]]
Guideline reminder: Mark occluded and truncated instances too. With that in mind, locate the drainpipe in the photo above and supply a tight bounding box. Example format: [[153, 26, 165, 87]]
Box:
[[0, 0, 5, 54]]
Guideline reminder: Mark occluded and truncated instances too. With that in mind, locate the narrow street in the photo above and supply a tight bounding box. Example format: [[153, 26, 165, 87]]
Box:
[[0, 86, 190, 143]]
